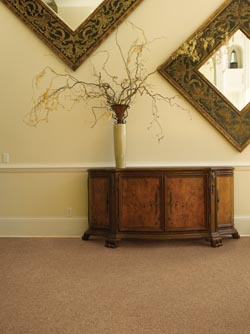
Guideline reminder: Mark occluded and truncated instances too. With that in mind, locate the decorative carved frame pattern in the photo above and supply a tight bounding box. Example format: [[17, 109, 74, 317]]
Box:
[[1, 0, 144, 70], [158, 0, 250, 152]]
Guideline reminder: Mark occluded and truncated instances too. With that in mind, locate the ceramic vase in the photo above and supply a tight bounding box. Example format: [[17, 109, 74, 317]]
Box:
[[113, 123, 126, 168], [111, 104, 129, 169]]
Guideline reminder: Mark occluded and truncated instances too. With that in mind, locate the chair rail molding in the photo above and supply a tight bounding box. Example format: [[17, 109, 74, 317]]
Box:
[[1, 162, 250, 173]]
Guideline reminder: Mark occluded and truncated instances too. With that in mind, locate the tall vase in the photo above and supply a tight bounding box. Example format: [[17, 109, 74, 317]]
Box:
[[111, 104, 129, 169], [113, 123, 126, 168]]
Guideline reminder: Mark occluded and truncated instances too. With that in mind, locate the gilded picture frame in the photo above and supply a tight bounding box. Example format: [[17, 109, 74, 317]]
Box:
[[158, 0, 250, 152], [1, 0, 144, 70]]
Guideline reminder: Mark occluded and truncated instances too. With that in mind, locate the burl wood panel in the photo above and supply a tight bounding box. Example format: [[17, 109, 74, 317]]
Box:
[[89, 177, 110, 228], [216, 175, 233, 226], [166, 175, 206, 229], [119, 176, 163, 231]]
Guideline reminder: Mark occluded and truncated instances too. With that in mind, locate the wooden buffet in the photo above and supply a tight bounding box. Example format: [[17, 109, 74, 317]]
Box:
[[82, 167, 239, 247]]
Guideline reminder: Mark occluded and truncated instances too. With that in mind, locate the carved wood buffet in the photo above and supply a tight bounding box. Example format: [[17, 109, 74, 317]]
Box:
[[82, 167, 240, 247]]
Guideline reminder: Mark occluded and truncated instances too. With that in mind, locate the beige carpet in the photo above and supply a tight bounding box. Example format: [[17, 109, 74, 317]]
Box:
[[0, 237, 250, 334]]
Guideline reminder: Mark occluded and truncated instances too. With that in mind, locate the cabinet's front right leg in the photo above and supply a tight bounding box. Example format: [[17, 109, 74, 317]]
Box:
[[232, 232, 240, 239], [105, 239, 120, 248]]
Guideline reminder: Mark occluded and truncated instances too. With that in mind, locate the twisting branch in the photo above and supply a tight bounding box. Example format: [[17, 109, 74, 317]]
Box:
[[24, 22, 186, 139]]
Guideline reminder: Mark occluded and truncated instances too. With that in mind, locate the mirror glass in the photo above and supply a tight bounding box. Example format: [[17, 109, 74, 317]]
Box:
[[42, 0, 103, 31], [199, 29, 250, 112]]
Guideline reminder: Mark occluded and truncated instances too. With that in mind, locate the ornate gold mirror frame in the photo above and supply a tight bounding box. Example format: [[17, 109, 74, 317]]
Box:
[[158, 0, 250, 152], [1, 0, 143, 70]]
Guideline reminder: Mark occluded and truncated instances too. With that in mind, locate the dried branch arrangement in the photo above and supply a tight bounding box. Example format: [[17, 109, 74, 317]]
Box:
[[24, 23, 184, 141]]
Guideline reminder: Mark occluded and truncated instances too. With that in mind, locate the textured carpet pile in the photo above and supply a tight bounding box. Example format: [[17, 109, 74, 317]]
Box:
[[0, 237, 250, 334]]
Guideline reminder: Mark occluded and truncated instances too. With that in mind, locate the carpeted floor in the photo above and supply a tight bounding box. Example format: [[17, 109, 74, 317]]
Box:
[[0, 236, 250, 334]]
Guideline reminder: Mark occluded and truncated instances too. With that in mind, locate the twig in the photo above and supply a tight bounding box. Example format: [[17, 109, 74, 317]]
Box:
[[25, 23, 186, 141]]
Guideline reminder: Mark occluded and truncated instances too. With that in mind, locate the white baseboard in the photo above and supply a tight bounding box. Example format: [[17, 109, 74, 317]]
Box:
[[234, 216, 250, 236], [0, 216, 249, 237], [0, 217, 88, 237]]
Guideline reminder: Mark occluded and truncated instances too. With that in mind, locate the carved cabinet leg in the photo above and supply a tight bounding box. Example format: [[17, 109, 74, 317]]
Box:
[[210, 238, 223, 247], [209, 233, 223, 247], [232, 232, 240, 239], [82, 232, 90, 241], [105, 239, 120, 248]]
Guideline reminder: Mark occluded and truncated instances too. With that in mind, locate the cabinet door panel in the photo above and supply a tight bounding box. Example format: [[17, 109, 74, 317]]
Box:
[[216, 175, 233, 227], [119, 175, 163, 231], [166, 175, 207, 230], [88, 176, 110, 228]]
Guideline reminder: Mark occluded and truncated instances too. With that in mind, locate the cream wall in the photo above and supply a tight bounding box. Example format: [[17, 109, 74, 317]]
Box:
[[0, 0, 250, 236]]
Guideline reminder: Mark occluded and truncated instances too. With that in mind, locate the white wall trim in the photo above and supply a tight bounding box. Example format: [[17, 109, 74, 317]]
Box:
[[234, 216, 250, 236], [0, 216, 249, 237], [0, 217, 88, 237], [1, 161, 250, 173], [0, 163, 112, 173]]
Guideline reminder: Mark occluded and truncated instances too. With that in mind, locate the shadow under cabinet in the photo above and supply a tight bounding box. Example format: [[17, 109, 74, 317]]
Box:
[[82, 167, 240, 247]]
